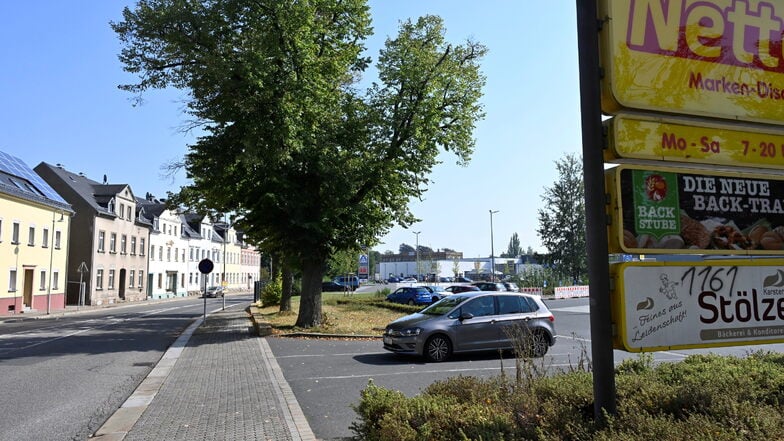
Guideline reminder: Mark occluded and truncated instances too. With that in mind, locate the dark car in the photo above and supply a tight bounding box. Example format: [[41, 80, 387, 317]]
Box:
[[334, 276, 360, 291], [322, 281, 347, 292], [383, 292, 557, 362], [455, 276, 473, 283], [445, 285, 480, 294], [386, 286, 433, 305], [472, 282, 507, 291], [387, 276, 401, 283]]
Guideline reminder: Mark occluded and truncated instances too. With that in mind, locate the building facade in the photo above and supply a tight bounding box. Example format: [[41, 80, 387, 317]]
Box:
[[35, 163, 151, 306], [0, 153, 73, 315]]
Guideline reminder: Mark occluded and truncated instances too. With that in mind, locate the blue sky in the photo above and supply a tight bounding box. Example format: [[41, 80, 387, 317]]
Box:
[[0, 1, 581, 258]]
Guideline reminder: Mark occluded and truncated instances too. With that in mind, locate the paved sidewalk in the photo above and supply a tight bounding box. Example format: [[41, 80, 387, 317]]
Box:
[[94, 306, 316, 441]]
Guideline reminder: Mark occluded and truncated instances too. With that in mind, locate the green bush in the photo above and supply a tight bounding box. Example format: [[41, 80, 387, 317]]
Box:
[[352, 353, 784, 441], [261, 273, 282, 307]]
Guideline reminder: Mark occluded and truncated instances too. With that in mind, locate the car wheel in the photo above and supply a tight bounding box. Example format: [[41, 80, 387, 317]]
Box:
[[530, 330, 550, 357], [407, 299, 415, 305], [425, 335, 452, 362]]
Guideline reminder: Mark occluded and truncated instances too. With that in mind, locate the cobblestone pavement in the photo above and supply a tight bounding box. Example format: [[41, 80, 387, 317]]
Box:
[[112, 308, 314, 441]]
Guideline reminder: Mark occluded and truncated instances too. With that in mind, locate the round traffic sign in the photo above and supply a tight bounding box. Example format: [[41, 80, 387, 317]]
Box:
[[198, 258, 214, 274]]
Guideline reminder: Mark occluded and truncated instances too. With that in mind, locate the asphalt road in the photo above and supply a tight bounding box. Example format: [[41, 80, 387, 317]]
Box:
[[268, 296, 784, 441], [0, 296, 244, 441]]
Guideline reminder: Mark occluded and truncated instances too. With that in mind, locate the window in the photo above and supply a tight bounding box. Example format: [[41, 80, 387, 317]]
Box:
[[96, 269, 104, 290], [119, 203, 125, 218], [138, 271, 144, 289], [0, 219, 3, 241], [497, 296, 533, 315], [129, 270, 135, 288], [12, 222, 19, 244], [158, 247, 163, 261], [39, 270, 46, 290], [121, 235, 127, 254], [9, 269, 17, 292], [131, 236, 137, 255], [461, 296, 496, 318], [108, 198, 115, 214], [53, 271, 59, 290], [42, 228, 49, 248], [190, 247, 194, 261], [28, 226, 35, 246], [108, 270, 115, 290], [167, 247, 171, 261], [158, 273, 163, 288], [140, 238, 146, 256], [181, 273, 185, 288], [127, 206, 132, 220], [153, 218, 159, 231], [98, 231, 106, 252], [55, 230, 61, 249], [109, 233, 117, 253]]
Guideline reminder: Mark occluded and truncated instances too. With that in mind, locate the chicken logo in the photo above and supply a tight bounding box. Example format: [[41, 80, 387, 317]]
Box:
[[645, 174, 667, 201]]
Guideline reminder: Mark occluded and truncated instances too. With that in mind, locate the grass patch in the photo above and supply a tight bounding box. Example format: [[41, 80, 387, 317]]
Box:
[[351, 351, 784, 440], [254, 292, 421, 336]]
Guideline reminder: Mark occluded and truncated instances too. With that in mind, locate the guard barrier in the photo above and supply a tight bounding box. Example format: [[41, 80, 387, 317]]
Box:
[[554, 285, 589, 299]]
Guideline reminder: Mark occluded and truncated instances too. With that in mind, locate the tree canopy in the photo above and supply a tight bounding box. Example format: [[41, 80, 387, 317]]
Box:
[[113, 0, 486, 326], [536, 153, 587, 284]]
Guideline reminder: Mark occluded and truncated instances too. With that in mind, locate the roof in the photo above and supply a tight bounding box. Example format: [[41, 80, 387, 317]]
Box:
[[0, 152, 72, 212], [34, 162, 130, 217]]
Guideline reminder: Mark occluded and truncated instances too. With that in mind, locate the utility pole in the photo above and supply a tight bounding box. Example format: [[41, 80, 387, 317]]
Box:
[[489, 210, 499, 282], [413, 231, 421, 281]]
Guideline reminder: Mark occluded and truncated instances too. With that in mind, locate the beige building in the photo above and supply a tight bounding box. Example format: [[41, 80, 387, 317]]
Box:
[[0, 153, 72, 315], [35, 163, 151, 306]]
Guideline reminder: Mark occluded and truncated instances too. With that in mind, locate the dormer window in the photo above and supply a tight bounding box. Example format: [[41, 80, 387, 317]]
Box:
[[108, 197, 115, 213], [153, 218, 159, 231]]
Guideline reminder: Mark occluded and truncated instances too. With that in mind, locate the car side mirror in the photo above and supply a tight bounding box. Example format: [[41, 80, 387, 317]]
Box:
[[459, 312, 474, 321]]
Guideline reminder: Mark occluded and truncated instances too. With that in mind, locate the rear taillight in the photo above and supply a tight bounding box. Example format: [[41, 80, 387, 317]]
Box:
[[548, 314, 555, 322]]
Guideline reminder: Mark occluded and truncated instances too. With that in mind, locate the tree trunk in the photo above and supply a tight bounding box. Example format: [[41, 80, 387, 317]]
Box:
[[296, 257, 324, 328], [280, 264, 293, 312]]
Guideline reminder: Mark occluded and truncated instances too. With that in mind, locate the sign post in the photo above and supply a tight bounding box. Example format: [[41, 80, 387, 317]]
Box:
[[198, 259, 214, 320]]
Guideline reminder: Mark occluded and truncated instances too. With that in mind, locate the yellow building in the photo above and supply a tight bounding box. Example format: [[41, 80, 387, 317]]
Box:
[[0, 152, 72, 315]]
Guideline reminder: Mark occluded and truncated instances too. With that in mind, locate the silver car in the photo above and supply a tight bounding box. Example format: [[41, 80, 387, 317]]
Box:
[[383, 292, 556, 362]]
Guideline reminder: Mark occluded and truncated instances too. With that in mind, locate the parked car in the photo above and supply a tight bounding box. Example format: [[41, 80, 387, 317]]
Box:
[[387, 276, 401, 283], [422, 285, 448, 302], [472, 282, 508, 291], [204, 286, 224, 298], [455, 276, 473, 283], [333, 276, 360, 291], [401, 277, 418, 283], [502, 282, 520, 292], [444, 285, 480, 294], [386, 286, 433, 305], [439, 276, 454, 283], [322, 281, 347, 292], [383, 292, 556, 362]]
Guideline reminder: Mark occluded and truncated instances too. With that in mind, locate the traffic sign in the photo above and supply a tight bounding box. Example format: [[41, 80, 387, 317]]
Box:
[[198, 259, 214, 274]]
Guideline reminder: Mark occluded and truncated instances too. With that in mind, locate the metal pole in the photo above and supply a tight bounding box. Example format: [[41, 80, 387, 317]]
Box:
[[46, 211, 55, 314], [576, 0, 616, 419], [489, 210, 498, 282], [413, 231, 421, 281], [223, 214, 227, 310]]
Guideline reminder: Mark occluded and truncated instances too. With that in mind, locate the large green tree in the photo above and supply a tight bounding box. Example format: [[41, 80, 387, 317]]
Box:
[[501, 232, 522, 257], [113, 0, 486, 327], [537, 153, 587, 284]]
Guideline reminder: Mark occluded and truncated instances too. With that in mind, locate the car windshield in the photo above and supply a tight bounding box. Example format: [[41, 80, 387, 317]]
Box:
[[420, 295, 471, 315]]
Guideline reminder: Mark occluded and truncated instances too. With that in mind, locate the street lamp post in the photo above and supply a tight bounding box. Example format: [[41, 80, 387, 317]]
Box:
[[413, 231, 421, 281], [489, 210, 499, 282]]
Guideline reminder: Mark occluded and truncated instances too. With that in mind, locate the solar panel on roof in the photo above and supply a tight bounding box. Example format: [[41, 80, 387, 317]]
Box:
[[0, 152, 67, 204]]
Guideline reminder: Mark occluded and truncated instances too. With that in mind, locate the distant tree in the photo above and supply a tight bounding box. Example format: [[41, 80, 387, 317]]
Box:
[[525, 246, 534, 256], [399, 243, 416, 255], [368, 250, 381, 280], [501, 232, 522, 257], [113, 3, 486, 327], [417, 245, 434, 254], [327, 248, 358, 279], [537, 153, 587, 284]]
